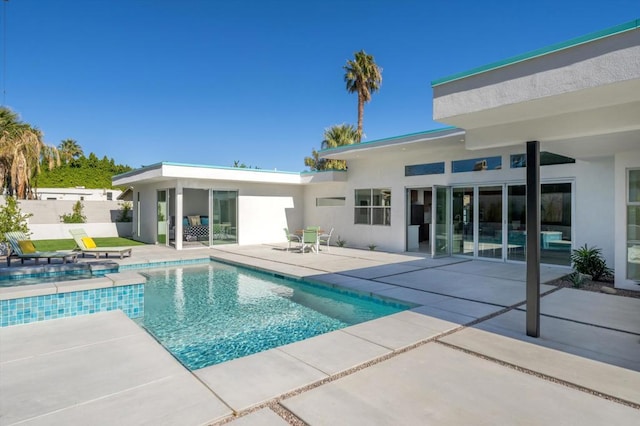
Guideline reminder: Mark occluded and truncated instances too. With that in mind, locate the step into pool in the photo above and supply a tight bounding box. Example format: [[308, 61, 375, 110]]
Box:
[[0, 261, 120, 287], [136, 262, 410, 370]]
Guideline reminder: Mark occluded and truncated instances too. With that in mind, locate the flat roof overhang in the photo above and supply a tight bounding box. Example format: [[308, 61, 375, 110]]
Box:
[[112, 162, 348, 187], [319, 128, 466, 160], [112, 162, 304, 187], [432, 20, 640, 159]]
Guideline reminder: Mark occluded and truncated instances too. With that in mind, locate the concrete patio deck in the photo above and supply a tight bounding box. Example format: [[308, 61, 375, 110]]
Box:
[[1, 243, 639, 425]]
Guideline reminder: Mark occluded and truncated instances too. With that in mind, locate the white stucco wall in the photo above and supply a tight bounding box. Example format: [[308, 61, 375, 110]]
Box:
[[130, 179, 304, 246], [571, 157, 615, 267], [29, 223, 132, 240], [304, 142, 616, 260]]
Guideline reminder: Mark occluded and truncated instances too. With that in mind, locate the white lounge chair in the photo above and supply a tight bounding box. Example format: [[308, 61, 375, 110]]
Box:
[[69, 228, 133, 259]]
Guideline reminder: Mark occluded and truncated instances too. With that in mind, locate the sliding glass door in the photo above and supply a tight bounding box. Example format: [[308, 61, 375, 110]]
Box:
[[478, 186, 503, 259], [157, 190, 168, 245], [433, 186, 451, 257], [452, 187, 474, 256], [507, 185, 526, 261], [506, 183, 572, 265], [211, 191, 238, 244]]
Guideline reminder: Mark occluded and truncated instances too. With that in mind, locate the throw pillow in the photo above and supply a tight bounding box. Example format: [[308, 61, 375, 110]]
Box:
[[82, 237, 97, 249], [18, 240, 37, 254], [188, 215, 201, 226]]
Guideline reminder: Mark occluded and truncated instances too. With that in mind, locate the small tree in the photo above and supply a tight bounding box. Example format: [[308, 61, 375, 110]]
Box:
[[117, 201, 132, 222], [60, 200, 87, 223], [0, 196, 32, 243]]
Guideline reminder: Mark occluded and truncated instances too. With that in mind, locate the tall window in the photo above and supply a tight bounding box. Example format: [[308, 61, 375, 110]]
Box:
[[627, 169, 640, 280], [355, 188, 391, 225]]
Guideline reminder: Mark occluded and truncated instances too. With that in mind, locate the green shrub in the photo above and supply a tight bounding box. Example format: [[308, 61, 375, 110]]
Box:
[[60, 201, 87, 223], [566, 271, 587, 288], [336, 236, 346, 247], [0, 196, 32, 243], [118, 201, 133, 222], [368, 243, 377, 251], [570, 244, 613, 281]]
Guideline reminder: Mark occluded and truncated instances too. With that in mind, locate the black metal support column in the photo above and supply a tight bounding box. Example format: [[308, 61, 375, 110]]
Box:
[[526, 141, 541, 337]]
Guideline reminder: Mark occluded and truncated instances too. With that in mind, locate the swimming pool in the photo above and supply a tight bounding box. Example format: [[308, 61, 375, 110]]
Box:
[[136, 262, 409, 370]]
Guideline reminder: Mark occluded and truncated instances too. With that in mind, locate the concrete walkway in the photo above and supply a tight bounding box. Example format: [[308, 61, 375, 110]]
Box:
[[1, 244, 639, 425]]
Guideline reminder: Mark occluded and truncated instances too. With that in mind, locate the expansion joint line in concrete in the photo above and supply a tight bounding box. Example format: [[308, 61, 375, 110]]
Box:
[[211, 402, 305, 426], [210, 251, 331, 275], [210, 299, 558, 424], [435, 340, 640, 410]]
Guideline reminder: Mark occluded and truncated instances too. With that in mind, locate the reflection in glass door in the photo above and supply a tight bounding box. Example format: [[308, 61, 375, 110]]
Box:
[[157, 190, 167, 245], [433, 186, 451, 257], [453, 187, 474, 256], [478, 186, 502, 259], [507, 185, 526, 261], [211, 191, 238, 244]]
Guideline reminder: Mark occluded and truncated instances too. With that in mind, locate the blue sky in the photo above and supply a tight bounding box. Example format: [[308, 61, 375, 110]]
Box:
[[2, 1, 638, 172]]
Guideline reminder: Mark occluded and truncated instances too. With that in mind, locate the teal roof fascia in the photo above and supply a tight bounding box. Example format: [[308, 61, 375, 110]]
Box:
[[432, 19, 640, 87], [300, 169, 349, 175], [319, 127, 461, 155]]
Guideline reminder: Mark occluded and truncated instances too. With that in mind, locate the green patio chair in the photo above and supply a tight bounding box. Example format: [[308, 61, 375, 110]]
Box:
[[283, 228, 301, 252], [301, 229, 319, 254]]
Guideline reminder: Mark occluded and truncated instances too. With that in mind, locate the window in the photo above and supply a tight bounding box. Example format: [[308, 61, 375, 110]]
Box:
[[405, 162, 445, 176], [106, 192, 113, 201], [452, 156, 501, 173], [354, 188, 391, 225], [316, 197, 346, 206], [627, 169, 640, 280], [510, 152, 575, 168]]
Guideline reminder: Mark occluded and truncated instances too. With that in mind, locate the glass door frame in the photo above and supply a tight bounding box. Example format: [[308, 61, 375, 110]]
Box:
[[432, 185, 452, 257], [210, 189, 239, 246], [477, 184, 505, 261], [156, 189, 169, 246]]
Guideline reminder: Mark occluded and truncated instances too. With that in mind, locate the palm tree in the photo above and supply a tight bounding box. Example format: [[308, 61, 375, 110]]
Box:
[[304, 124, 358, 171], [0, 107, 60, 199], [304, 148, 326, 171], [343, 50, 382, 142], [58, 139, 84, 163], [320, 124, 358, 170]]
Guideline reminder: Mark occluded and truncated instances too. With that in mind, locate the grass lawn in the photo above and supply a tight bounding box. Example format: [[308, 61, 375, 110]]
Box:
[[34, 238, 146, 251]]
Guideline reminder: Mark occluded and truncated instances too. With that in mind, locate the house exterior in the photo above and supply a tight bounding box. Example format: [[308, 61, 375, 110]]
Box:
[[113, 19, 640, 290]]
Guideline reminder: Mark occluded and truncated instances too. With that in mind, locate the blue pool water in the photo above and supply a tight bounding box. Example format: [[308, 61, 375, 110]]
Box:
[[135, 262, 408, 370]]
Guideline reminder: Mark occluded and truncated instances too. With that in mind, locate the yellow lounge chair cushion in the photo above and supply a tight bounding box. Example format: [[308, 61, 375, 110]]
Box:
[[82, 237, 97, 249], [18, 240, 37, 254]]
